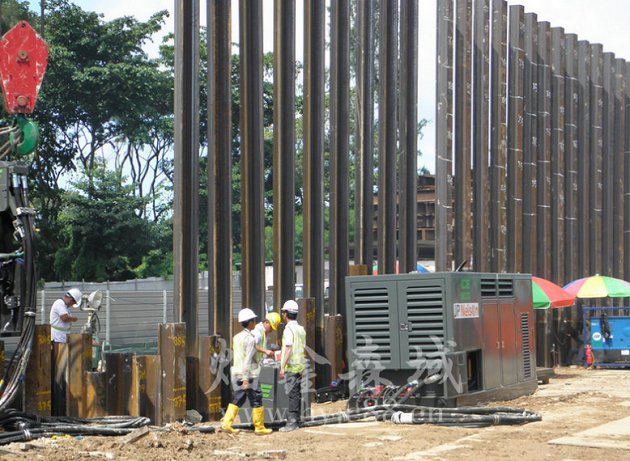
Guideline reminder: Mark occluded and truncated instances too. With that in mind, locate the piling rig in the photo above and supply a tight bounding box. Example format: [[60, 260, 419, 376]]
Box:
[[0, 21, 49, 412]]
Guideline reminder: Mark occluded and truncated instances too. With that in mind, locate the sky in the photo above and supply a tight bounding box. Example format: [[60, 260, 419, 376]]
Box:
[[46, 1, 630, 173]]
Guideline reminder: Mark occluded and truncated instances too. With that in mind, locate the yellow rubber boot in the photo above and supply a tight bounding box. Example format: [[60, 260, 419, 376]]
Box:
[[253, 407, 272, 435], [221, 404, 240, 434]]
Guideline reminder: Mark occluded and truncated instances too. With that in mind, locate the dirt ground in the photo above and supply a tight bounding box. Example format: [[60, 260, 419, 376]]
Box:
[[2, 366, 630, 460]]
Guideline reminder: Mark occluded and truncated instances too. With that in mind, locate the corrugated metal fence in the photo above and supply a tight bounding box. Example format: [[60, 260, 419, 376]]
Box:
[[2, 288, 272, 353]]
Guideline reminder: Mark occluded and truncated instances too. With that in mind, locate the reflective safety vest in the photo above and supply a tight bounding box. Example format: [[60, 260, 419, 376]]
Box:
[[232, 329, 260, 379], [254, 322, 267, 363], [282, 322, 306, 373]]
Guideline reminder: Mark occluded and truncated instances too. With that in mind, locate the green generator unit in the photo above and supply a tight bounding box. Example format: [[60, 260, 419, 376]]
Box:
[[345, 272, 537, 407]]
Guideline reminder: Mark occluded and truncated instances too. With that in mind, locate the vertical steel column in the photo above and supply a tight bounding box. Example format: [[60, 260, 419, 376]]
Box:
[[589, 44, 603, 276], [490, 0, 507, 273], [506, 5, 524, 274], [454, 0, 472, 270], [564, 34, 579, 286], [240, 0, 266, 318], [436, 0, 455, 272], [399, 0, 418, 274], [613, 59, 625, 279], [472, 0, 490, 273], [522, 13, 538, 275], [625, 61, 630, 281], [354, 0, 375, 271], [173, 0, 200, 357], [536, 22, 551, 280], [601, 52, 614, 277], [577, 40, 591, 278], [272, 0, 296, 310], [330, 0, 350, 315], [207, 0, 232, 340], [377, 0, 398, 275], [550, 28, 565, 284], [303, 0, 326, 356]]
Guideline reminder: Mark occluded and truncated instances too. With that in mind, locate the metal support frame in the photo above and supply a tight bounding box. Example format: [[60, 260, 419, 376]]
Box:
[[239, 0, 266, 318], [303, 0, 326, 352], [399, 0, 419, 275], [577, 40, 591, 278], [564, 34, 579, 286], [536, 22, 551, 280], [207, 0, 232, 340], [454, 0, 472, 270], [507, 5, 524, 274], [173, 0, 200, 357], [522, 13, 538, 275], [355, 0, 375, 272], [436, 0, 455, 272], [589, 44, 604, 277], [330, 0, 350, 319], [377, 0, 398, 276], [272, 0, 296, 310], [550, 28, 565, 284], [472, 0, 490, 273], [489, 0, 508, 273]]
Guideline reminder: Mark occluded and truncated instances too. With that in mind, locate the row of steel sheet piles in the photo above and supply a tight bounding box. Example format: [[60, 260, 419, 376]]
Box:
[[19, 326, 222, 424]]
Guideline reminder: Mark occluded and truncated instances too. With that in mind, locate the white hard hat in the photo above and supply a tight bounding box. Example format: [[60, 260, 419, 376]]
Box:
[[281, 300, 299, 313], [238, 308, 258, 323], [65, 288, 83, 305]]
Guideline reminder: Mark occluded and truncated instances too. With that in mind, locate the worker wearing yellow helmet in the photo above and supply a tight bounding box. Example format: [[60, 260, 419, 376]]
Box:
[[222, 308, 273, 435], [253, 312, 282, 362]]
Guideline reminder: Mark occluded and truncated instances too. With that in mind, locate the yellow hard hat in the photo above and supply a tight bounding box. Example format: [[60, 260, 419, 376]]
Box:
[[266, 312, 281, 330]]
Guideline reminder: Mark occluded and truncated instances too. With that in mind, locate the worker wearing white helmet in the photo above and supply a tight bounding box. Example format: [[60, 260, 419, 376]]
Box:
[[279, 299, 306, 432], [222, 308, 272, 435], [49, 288, 82, 344], [253, 312, 282, 362]]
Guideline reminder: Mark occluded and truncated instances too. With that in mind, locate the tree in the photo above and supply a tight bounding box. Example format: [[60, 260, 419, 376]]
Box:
[[25, 1, 171, 280], [54, 164, 156, 282]]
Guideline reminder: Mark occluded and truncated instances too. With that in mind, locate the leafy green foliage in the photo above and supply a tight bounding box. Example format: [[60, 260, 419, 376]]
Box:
[[54, 165, 156, 282]]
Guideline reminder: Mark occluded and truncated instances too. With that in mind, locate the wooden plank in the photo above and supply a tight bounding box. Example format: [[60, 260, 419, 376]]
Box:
[[24, 325, 51, 416], [66, 333, 92, 417], [51, 342, 68, 416], [159, 323, 186, 423], [198, 335, 222, 422], [86, 372, 107, 417]]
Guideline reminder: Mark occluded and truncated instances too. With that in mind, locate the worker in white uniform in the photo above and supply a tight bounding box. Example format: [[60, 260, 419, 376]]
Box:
[[222, 308, 273, 435], [49, 288, 82, 343], [279, 300, 306, 432]]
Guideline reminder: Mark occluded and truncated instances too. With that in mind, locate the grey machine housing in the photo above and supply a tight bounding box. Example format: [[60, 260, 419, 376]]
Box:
[[345, 272, 537, 407]]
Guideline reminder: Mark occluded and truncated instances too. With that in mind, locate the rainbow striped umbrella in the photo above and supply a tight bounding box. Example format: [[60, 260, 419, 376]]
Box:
[[532, 276, 576, 309], [563, 275, 630, 299]]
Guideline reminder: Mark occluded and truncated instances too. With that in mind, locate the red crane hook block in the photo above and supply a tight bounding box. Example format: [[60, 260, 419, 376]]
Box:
[[0, 21, 49, 114]]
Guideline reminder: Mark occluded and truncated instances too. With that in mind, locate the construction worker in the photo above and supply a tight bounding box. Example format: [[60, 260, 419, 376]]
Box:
[[279, 300, 306, 432], [50, 288, 82, 343], [254, 312, 282, 361], [222, 308, 273, 435]]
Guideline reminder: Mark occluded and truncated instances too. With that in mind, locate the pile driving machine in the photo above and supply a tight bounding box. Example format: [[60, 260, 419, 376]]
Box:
[[0, 21, 48, 412]]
